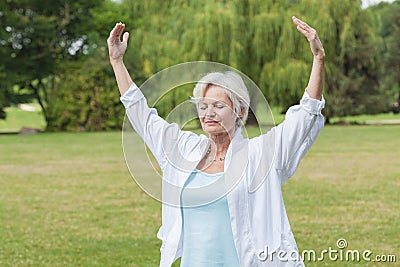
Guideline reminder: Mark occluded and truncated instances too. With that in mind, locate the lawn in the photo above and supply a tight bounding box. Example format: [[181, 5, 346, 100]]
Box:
[[0, 104, 45, 133], [284, 125, 399, 266], [0, 131, 166, 266], [1, 102, 399, 133], [1, 124, 399, 266]]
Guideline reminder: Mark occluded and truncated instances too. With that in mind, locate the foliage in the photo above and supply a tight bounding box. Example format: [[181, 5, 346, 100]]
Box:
[[0, 0, 399, 130], [45, 48, 125, 131], [370, 0, 400, 113], [0, 0, 121, 129], [122, 0, 394, 122]]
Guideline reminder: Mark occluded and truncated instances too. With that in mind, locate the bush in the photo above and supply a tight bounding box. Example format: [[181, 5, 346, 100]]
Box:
[[46, 50, 124, 131]]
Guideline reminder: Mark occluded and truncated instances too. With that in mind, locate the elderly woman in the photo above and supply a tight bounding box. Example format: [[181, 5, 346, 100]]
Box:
[[108, 16, 325, 267]]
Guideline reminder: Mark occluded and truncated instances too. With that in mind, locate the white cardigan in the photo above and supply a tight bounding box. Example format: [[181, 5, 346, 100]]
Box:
[[121, 82, 325, 267]]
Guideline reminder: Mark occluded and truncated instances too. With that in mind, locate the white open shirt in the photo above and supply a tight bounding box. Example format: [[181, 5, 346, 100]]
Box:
[[121, 82, 325, 267]]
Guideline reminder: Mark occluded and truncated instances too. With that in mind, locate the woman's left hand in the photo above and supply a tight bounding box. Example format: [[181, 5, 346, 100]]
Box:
[[292, 16, 325, 59]]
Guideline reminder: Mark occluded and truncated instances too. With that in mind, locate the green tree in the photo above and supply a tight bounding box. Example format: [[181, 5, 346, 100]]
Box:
[[1, 0, 393, 130], [0, 0, 110, 126], [371, 0, 400, 113], [0, 1, 14, 119], [120, 0, 387, 124], [46, 48, 124, 131]]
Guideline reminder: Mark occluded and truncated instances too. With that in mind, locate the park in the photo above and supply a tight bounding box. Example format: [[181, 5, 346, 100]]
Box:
[[1, 0, 399, 266]]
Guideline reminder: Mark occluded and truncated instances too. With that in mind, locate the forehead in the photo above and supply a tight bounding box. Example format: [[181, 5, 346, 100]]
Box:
[[201, 85, 231, 104]]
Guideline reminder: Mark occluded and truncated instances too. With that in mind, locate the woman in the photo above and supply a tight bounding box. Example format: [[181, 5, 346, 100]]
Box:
[[108, 16, 325, 267]]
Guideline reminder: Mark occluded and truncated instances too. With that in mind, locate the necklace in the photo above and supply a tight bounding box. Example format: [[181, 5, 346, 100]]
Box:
[[206, 146, 226, 162]]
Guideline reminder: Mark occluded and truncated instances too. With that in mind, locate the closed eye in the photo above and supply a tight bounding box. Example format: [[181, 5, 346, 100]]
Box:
[[198, 101, 228, 110]]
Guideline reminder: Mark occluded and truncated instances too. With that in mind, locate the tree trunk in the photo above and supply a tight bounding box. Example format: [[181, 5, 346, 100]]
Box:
[[396, 84, 400, 114], [325, 116, 331, 125]]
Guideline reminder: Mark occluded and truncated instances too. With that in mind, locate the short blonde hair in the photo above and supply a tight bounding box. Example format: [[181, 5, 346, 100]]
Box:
[[192, 71, 250, 129]]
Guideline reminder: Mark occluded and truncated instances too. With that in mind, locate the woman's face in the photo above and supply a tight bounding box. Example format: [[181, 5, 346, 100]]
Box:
[[197, 85, 237, 136]]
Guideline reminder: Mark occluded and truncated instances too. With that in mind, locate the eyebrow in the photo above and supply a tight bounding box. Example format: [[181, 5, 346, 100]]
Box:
[[197, 99, 227, 105]]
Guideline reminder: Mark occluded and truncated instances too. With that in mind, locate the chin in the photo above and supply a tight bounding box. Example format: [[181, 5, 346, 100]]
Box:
[[203, 126, 229, 135]]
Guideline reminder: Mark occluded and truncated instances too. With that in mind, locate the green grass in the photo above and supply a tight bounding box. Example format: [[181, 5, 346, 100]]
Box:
[[330, 112, 400, 125], [0, 104, 46, 133], [270, 107, 400, 125], [284, 125, 399, 266], [0, 132, 161, 266], [0, 105, 399, 266], [1, 102, 399, 133], [1, 125, 399, 266]]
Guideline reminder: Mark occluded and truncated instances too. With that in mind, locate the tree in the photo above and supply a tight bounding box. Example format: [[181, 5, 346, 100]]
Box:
[[1, 0, 393, 130], [45, 48, 125, 131], [120, 0, 388, 124], [371, 0, 400, 113], [0, 0, 108, 125], [0, 1, 15, 119]]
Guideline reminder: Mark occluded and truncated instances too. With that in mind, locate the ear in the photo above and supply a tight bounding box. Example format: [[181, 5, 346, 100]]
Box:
[[238, 106, 245, 119]]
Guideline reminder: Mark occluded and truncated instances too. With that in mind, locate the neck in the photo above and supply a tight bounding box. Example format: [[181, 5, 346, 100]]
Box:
[[209, 131, 232, 154]]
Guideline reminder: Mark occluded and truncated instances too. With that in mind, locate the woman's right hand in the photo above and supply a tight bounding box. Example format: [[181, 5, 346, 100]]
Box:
[[107, 22, 130, 64]]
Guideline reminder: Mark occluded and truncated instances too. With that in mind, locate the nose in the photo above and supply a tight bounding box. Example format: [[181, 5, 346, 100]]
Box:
[[205, 106, 216, 118]]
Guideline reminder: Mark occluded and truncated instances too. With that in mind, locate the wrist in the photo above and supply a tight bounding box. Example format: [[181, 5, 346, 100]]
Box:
[[110, 57, 124, 66], [314, 51, 325, 61]]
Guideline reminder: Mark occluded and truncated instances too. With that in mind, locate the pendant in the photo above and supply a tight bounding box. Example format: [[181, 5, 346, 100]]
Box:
[[205, 145, 225, 162]]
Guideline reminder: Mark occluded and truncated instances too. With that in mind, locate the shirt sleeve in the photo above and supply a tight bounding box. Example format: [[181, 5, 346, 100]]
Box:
[[120, 83, 184, 171], [273, 90, 325, 185]]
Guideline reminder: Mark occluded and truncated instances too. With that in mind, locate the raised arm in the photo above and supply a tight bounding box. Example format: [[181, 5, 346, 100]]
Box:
[[107, 22, 132, 95], [107, 23, 203, 172], [292, 16, 325, 100], [271, 17, 326, 185]]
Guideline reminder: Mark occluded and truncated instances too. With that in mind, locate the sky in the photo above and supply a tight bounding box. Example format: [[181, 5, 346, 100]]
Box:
[[362, 0, 395, 8]]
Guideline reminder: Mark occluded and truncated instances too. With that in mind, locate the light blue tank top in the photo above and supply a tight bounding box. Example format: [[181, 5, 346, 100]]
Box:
[[180, 170, 240, 267]]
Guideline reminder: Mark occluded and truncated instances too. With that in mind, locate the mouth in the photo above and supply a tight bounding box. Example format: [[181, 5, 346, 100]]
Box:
[[205, 120, 219, 125]]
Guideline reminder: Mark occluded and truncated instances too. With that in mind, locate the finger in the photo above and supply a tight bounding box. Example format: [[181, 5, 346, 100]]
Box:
[[293, 17, 318, 38], [292, 16, 307, 27], [109, 23, 119, 37], [122, 32, 130, 44], [108, 27, 119, 42], [296, 25, 308, 36], [297, 25, 319, 43], [114, 23, 125, 38], [292, 16, 313, 36], [110, 22, 125, 39]]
